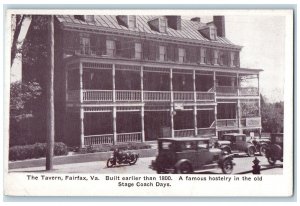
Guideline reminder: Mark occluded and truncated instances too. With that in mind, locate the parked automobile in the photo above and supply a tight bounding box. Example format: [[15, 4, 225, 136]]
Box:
[[265, 133, 283, 165], [215, 133, 260, 156], [150, 137, 235, 174]]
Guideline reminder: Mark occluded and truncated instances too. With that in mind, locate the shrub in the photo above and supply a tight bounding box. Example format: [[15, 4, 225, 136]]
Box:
[[79, 142, 152, 154], [9, 142, 68, 161]]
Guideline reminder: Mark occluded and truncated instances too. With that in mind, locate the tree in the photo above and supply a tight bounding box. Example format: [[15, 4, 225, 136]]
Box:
[[261, 95, 284, 133], [46, 15, 55, 170], [10, 81, 41, 146]]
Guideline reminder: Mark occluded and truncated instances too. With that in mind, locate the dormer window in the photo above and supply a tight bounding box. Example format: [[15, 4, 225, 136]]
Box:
[[148, 16, 168, 33], [159, 18, 167, 33], [198, 24, 217, 41], [210, 27, 217, 40], [117, 15, 136, 29]]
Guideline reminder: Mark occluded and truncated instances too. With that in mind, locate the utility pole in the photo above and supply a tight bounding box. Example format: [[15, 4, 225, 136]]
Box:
[[46, 15, 54, 170]]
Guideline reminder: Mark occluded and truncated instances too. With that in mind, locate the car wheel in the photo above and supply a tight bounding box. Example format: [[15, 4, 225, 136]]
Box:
[[221, 159, 233, 174], [176, 162, 192, 174], [247, 146, 255, 157], [106, 158, 115, 168], [268, 157, 277, 165], [259, 145, 267, 156]]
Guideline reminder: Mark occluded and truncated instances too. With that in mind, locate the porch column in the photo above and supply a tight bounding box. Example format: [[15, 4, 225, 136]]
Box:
[[237, 73, 239, 96], [113, 107, 117, 145], [237, 99, 242, 133], [80, 107, 84, 148], [170, 68, 174, 138], [65, 67, 68, 102], [141, 66, 145, 142], [193, 70, 197, 136], [258, 74, 261, 116], [79, 62, 84, 148], [213, 71, 218, 136], [112, 64, 117, 144], [79, 62, 83, 103], [112, 64, 116, 102]]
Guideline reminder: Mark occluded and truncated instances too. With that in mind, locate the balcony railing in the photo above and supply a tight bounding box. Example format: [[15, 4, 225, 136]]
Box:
[[84, 134, 114, 145], [68, 90, 215, 102], [216, 86, 259, 96], [216, 86, 238, 96], [83, 90, 112, 101], [239, 87, 259, 96], [174, 129, 195, 137], [117, 132, 142, 143], [144, 91, 171, 101], [116, 90, 141, 101], [173, 91, 194, 101], [84, 132, 142, 145], [216, 119, 238, 128]]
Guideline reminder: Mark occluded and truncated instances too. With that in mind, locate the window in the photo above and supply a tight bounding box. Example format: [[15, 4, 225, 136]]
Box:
[[159, 45, 166, 61], [80, 36, 90, 55], [106, 40, 116, 56], [159, 18, 167, 33], [178, 48, 186, 63], [135, 42, 142, 59], [200, 48, 207, 63], [128, 16, 136, 28], [210, 27, 217, 40], [218, 51, 224, 65]]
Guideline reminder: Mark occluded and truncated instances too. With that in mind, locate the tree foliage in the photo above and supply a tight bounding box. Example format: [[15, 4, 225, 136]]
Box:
[[261, 95, 284, 133]]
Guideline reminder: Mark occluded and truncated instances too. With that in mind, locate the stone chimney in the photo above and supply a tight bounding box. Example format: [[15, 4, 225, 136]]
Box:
[[166, 16, 181, 30], [191, 17, 201, 23], [213, 16, 225, 37]]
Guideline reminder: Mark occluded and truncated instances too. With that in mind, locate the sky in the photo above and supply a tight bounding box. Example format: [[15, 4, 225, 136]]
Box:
[[12, 13, 288, 103]]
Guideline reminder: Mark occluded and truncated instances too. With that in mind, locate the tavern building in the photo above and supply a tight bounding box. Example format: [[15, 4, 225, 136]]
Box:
[[52, 15, 262, 147]]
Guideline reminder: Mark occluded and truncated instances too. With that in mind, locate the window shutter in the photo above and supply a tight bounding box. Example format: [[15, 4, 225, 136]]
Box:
[[90, 34, 97, 54], [98, 35, 106, 55], [115, 40, 121, 56], [167, 44, 174, 61], [174, 45, 179, 62], [142, 41, 150, 60]]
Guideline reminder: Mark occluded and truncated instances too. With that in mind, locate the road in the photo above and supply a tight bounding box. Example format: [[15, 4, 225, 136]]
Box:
[[10, 155, 282, 174]]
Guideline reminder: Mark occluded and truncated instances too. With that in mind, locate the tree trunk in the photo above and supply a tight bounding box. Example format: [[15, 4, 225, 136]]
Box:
[[46, 15, 54, 170]]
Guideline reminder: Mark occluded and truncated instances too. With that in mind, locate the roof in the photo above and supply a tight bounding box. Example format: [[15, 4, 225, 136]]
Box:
[[158, 137, 211, 142], [56, 15, 238, 48]]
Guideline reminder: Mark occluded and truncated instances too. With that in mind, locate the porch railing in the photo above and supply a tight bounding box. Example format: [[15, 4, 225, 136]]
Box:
[[174, 129, 195, 137], [216, 119, 238, 128], [239, 87, 259, 96], [216, 86, 259, 96], [216, 86, 238, 96], [173, 91, 194, 101], [82, 90, 113, 101], [117, 132, 142, 143], [116, 90, 141, 101], [144, 91, 171, 101], [84, 134, 114, 145], [196, 92, 215, 101], [68, 90, 215, 102], [197, 128, 216, 136]]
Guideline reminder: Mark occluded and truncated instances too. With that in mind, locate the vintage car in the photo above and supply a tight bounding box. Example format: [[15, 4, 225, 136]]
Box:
[[150, 137, 235, 174], [215, 133, 266, 156], [265, 133, 283, 165]]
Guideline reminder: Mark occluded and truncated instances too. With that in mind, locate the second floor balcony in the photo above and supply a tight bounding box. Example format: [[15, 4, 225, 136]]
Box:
[[216, 86, 259, 96], [67, 89, 215, 103]]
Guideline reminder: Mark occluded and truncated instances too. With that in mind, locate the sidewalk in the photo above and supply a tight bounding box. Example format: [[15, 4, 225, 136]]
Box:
[[8, 148, 157, 170]]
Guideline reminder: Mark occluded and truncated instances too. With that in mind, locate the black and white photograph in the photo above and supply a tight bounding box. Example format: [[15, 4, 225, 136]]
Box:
[[4, 9, 294, 196]]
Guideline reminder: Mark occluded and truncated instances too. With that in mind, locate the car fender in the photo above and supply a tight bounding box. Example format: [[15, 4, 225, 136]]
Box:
[[245, 144, 256, 153], [220, 145, 231, 152], [174, 159, 192, 170]]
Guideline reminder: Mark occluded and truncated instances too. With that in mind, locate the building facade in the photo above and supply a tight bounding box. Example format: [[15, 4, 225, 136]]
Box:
[[53, 15, 262, 147]]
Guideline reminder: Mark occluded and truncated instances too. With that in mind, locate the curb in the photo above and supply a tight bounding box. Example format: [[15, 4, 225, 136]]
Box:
[[236, 165, 283, 174], [9, 148, 157, 169]]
